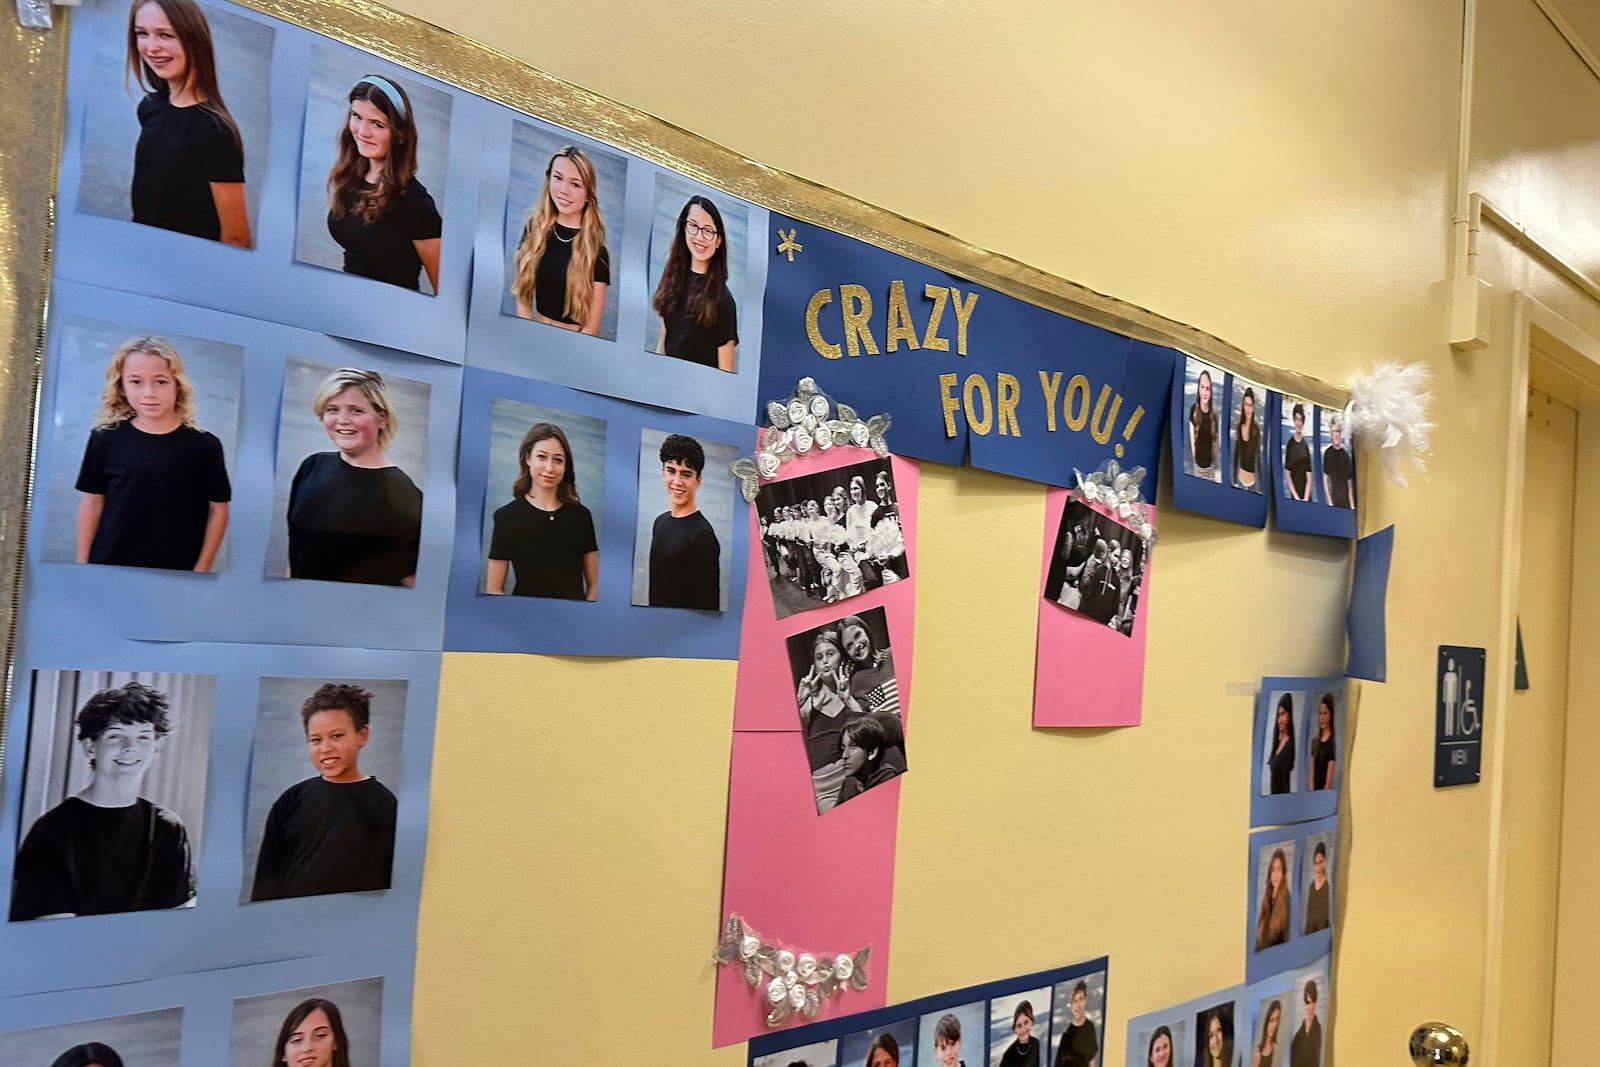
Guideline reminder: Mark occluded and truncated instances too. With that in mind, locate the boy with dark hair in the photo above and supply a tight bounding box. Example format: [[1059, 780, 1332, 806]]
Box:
[[1303, 841, 1331, 933], [648, 433, 721, 610], [1289, 980, 1322, 1067], [933, 1013, 967, 1067], [251, 682, 397, 901], [11, 681, 195, 920]]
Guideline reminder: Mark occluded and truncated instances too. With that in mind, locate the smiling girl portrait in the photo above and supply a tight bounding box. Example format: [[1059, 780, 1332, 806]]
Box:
[[510, 146, 611, 335]]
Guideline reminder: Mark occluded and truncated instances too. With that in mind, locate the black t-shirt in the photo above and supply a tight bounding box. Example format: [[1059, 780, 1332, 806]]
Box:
[[488, 497, 597, 599], [528, 222, 611, 324], [131, 91, 245, 241], [251, 776, 398, 901], [1323, 445, 1353, 507], [327, 177, 442, 291], [1056, 1021, 1099, 1067], [1285, 436, 1312, 497], [75, 420, 232, 570], [11, 797, 194, 920], [1236, 422, 1259, 475], [1312, 735, 1336, 790], [1191, 403, 1216, 468], [648, 510, 720, 609], [662, 275, 738, 368], [287, 452, 423, 586], [999, 1038, 1041, 1067]]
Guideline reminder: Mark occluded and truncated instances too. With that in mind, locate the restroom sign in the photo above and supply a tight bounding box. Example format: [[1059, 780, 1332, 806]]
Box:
[[1436, 645, 1486, 787]]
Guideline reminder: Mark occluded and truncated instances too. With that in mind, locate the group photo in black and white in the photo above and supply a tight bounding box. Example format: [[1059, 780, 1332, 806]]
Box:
[[1042, 497, 1148, 636], [755, 457, 909, 620]]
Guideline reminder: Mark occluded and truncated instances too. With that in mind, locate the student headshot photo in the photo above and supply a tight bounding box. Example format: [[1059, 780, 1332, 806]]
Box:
[[1319, 409, 1354, 510], [483, 403, 605, 600], [507, 136, 624, 338], [1142, 1025, 1175, 1067], [921, 1003, 984, 1067], [246, 679, 404, 902], [73, 0, 271, 245], [1253, 842, 1295, 952], [1195, 1004, 1234, 1067], [1288, 981, 1322, 1067], [1262, 691, 1299, 796], [1230, 377, 1265, 493], [752, 1039, 838, 1067], [1051, 973, 1103, 1067], [0, 1007, 182, 1067], [648, 174, 748, 372], [1184, 358, 1223, 483], [1251, 998, 1283, 1067], [1302, 835, 1333, 935], [58, 330, 236, 572], [1280, 397, 1316, 503], [11, 671, 213, 921], [839, 1018, 916, 1067], [990, 989, 1051, 1067], [296, 47, 451, 294], [272, 359, 428, 588], [229, 977, 382, 1067], [1306, 691, 1338, 792], [632, 429, 739, 611]]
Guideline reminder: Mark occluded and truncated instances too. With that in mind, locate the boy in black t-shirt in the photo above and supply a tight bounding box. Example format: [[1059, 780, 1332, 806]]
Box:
[[1321, 417, 1354, 509], [10, 681, 196, 920], [647, 434, 721, 610], [251, 683, 397, 901]]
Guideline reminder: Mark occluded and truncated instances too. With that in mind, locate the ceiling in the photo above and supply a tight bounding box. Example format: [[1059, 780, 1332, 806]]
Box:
[[1547, 0, 1600, 73]]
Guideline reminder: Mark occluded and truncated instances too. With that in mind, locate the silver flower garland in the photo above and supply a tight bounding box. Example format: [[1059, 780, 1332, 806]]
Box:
[[729, 377, 891, 502], [1072, 459, 1157, 545], [713, 913, 871, 1028]]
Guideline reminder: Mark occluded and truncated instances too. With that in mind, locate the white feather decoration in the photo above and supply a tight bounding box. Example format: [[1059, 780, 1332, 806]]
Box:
[[1343, 360, 1434, 487]]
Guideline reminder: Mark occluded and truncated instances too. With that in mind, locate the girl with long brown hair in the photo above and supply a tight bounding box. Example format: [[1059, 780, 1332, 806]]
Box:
[[510, 146, 611, 335], [1254, 847, 1291, 950], [325, 75, 442, 293], [486, 422, 598, 600], [651, 195, 738, 371], [124, 0, 251, 246]]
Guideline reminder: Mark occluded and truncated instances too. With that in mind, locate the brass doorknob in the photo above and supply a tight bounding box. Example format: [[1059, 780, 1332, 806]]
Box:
[[1410, 1022, 1469, 1065]]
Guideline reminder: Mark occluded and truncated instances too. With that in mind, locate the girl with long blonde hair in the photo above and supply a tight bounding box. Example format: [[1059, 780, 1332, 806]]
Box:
[[75, 336, 231, 571], [511, 146, 611, 335]]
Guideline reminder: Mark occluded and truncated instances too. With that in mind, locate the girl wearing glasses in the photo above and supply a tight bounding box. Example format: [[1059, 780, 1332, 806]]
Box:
[[286, 367, 423, 587], [125, 0, 252, 246], [510, 146, 610, 335], [326, 75, 442, 293], [651, 195, 738, 372]]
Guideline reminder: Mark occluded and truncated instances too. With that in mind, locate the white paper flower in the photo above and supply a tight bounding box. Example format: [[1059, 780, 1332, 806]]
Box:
[[757, 451, 782, 479], [787, 400, 807, 424], [796, 954, 817, 978], [834, 955, 854, 980], [775, 950, 796, 973], [766, 978, 788, 1005], [1113, 472, 1131, 491], [740, 936, 761, 960], [793, 430, 814, 453], [849, 422, 870, 447], [1082, 482, 1100, 502], [809, 395, 830, 418], [816, 432, 833, 450], [787, 984, 807, 1009], [1140, 523, 1154, 540], [783, 970, 800, 990]]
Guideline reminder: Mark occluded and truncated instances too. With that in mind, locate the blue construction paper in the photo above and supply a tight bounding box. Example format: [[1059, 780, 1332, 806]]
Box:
[[443, 367, 751, 658], [1248, 677, 1345, 828], [0, 945, 416, 1067], [1167, 354, 1270, 528], [756, 216, 1173, 485], [53, 0, 485, 361], [1243, 954, 1331, 1065], [0, 637, 439, 998], [747, 957, 1109, 1066], [464, 102, 768, 422], [1124, 984, 1246, 1067], [1270, 394, 1357, 539], [26, 281, 462, 651], [1345, 525, 1394, 681]]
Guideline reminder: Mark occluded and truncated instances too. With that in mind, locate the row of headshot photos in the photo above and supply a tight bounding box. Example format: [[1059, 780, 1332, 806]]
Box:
[[0, 647, 437, 999], [1249, 681, 1345, 829], [0, 969, 408, 1066], [752, 970, 1107, 1067], [1244, 817, 1337, 984], [57, 0, 767, 422], [32, 284, 752, 657], [1123, 956, 1329, 1067]]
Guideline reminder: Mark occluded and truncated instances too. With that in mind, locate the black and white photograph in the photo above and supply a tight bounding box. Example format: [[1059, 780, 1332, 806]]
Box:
[[269, 356, 430, 588], [1252, 839, 1296, 953], [786, 606, 905, 814], [501, 120, 627, 339], [755, 456, 909, 620], [76, 0, 274, 246], [0, 1006, 183, 1067], [1300, 830, 1335, 936], [480, 396, 606, 600], [1279, 394, 1316, 504], [630, 428, 739, 611], [754, 1038, 838, 1067], [1318, 406, 1354, 510], [1182, 356, 1224, 483], [1042, 497, 1147, 636], [229, 976, 384, 1067], [989, 987, 1052, 1067], [1193, 1000, 1237, 1067], [1051, 971, 1105, 1067], [43, 315, 241, 572], [646, 172, 750, 372], [1229, 374, 1266, 493], [295, 45, 452, 295], [243, 677, 406, 903], [11, 669, 214, 921]]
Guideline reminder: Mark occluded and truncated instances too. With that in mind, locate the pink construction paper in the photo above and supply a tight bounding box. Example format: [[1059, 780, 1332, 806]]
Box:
[[715, 447, 917, 1046], [1032, 489, 1156, 727]]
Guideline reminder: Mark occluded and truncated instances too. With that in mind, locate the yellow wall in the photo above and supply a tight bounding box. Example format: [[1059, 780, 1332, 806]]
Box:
[[389, 1, 1600, 1063]]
